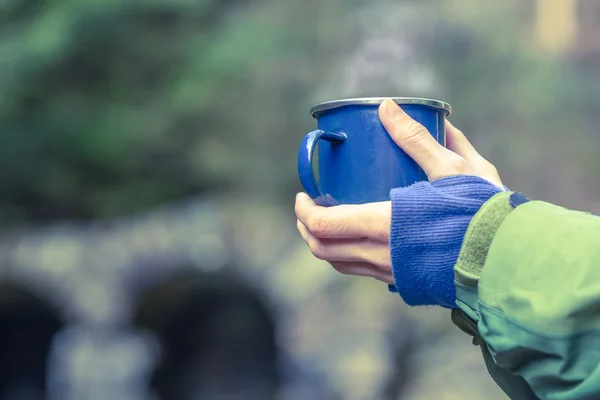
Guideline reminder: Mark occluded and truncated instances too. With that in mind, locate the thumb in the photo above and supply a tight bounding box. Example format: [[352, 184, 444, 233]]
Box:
[[379, 99, 469, 180]]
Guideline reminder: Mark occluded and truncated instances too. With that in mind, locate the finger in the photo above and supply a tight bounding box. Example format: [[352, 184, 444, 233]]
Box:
[[297, 219, 391, 267], [330, 261, 394, 284], [295, 193, 390, 241], [446, 121, 505, 189], [379, 99, 469, 180], [445, 120, 480, 163]]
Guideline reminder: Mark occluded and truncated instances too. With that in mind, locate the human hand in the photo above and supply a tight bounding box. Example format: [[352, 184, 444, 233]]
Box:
[[379, 99, 503, 188], [295, 99, 503, 284]]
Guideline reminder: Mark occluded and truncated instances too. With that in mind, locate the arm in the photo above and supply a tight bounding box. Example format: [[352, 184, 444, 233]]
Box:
[[454, 192, 600, 400]]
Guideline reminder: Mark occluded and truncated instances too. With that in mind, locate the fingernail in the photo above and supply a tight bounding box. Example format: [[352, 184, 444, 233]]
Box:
[[383, 99, 403, 119]]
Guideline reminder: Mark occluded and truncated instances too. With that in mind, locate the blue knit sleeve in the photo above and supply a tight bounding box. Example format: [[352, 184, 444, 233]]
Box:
[[388, 175, 503, 308]]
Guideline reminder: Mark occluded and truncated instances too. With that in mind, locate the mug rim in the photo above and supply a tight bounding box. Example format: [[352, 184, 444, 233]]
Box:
[[310, 97, 451, 118]]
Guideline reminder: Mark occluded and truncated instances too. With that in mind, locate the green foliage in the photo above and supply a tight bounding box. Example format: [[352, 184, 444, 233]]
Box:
[[0, 0, 336, 222], [0, 0, 597, 225]]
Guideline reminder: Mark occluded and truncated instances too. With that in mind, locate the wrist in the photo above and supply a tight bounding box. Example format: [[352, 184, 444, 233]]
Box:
[[389, 175, 503, 308]]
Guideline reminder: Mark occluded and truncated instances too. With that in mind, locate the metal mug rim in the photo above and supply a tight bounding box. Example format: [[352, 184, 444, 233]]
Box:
[[310, 97, 452, 118]]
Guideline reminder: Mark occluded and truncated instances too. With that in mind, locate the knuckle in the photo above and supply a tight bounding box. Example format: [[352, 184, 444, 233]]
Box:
[[374, 253, 391, 269], [307, 214, 329, 236], [330, 262, 351, 275], [336, 266, 351, 276], [369, 203, 391, 242], [444, 157, 470, 175], [472, 156, 500, 177], [330, 262, 345, 273], [308, 238, 326, 260], [368, 215, 390, 242], [482, 160, 500, 176], [402, 121, 431, 146]]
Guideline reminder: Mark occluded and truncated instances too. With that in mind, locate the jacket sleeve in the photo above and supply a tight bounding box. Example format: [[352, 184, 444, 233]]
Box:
[[452, 192, 600, 400]]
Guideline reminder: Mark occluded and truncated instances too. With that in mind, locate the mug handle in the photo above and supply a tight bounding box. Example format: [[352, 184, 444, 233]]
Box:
[[297, 130, 347, 206]]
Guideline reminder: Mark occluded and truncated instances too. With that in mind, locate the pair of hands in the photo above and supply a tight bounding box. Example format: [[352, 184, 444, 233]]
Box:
[[295, 99, 504, 284]]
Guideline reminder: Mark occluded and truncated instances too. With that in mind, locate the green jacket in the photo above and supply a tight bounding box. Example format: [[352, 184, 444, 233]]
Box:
[[451, 192, 600, 400]]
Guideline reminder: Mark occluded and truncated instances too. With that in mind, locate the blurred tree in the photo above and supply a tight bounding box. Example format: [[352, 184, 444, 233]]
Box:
[[1, 0, 597, 226], [0, 0, 358, 224]]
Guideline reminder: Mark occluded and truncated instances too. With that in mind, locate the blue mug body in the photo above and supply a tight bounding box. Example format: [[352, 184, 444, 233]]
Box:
[[298, 97, 451, 206]]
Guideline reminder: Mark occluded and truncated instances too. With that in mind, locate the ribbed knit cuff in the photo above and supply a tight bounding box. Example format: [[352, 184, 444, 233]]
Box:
[[389, 175, 503, 308]]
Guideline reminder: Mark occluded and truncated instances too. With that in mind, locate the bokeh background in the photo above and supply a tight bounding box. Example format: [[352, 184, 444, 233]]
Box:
[[0, 0, 598, 399]]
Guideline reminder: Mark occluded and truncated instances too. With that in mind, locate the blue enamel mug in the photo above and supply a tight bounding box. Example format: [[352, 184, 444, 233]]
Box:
[[298, 97, 452, 206]]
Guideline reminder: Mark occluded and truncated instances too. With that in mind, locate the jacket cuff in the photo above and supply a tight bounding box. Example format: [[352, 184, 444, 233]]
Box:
[[454, 192, 530, 288]]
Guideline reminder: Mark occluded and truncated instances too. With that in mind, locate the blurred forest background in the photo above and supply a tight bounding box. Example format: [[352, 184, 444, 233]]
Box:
[[1, 0, 599, 226], [0, 0, 598, 399]]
